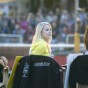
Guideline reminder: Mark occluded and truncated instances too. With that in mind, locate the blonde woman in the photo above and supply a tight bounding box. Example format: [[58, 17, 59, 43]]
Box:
[[29, 22, 52, 56]]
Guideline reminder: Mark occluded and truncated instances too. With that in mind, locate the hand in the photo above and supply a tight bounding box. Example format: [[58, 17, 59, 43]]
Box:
[[0, 56, 8, 67], [0, 59, 5, 67]]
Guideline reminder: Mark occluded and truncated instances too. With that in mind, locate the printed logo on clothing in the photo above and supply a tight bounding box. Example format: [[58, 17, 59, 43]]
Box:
[[22, 62, 30, 77], [34, 62, 50, 66]]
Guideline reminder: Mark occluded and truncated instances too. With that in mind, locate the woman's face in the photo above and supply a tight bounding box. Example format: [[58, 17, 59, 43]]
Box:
[[41, 24, 52, 40]]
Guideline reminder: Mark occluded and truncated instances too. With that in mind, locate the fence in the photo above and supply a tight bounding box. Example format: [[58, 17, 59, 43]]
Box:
[[0, 34, 23, 43], [66, 34, 84, 44], [0, 43, 85, 69]]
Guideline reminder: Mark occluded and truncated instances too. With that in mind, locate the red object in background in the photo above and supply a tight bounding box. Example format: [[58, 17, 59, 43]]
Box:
[[8, 59, 14, 70], [8, 55, 67, 69], [54, 56, 66, 66]]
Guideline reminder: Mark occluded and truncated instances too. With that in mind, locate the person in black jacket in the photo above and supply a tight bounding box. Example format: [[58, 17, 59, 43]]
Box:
[[69, 26, 88, 88], [69, 55, 88, 88], [12, 55, 63, 88]]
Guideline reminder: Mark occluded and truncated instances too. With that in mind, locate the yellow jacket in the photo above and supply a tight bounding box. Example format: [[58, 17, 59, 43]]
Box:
[[29, 39, 51, 56]]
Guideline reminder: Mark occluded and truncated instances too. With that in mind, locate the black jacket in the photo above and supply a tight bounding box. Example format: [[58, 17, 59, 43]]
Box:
[[69, 55, 88, 88], [0, 64, 4, 82], [12, 55, 63, 88]]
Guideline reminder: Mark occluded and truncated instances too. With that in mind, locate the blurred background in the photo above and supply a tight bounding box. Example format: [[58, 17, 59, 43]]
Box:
[[0, 0, 88, 69]]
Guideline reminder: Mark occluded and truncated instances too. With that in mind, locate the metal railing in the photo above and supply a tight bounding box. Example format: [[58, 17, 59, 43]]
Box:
[[0, 34, 23, 43]]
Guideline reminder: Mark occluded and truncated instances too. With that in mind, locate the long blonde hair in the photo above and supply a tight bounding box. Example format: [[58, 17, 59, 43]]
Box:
[[84, 26, 88, 50], [32, 22, 52, 44]]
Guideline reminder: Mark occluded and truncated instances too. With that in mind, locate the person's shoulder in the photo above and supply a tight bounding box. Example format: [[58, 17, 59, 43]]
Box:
[[36, 39, 46, 45], [31, 39, 46, 49], [77, 54, 88, 59], [67, 53, 83, 58], [66, 53, 83, 63]]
